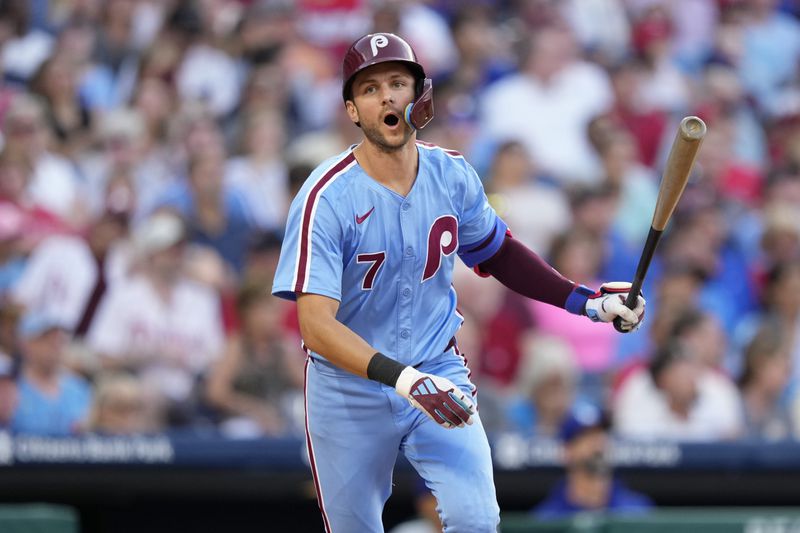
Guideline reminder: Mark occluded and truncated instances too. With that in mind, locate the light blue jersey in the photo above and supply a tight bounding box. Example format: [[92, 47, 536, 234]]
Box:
[[272, 141, 505, 532], [273, 141, 507, 369]]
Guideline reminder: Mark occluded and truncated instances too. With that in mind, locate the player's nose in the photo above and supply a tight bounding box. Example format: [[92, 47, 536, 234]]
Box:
[[380, 84, 394, 105]]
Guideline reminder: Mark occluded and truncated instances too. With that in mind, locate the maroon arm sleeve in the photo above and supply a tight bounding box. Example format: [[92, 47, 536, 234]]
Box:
[[477, 234, 581, 310]]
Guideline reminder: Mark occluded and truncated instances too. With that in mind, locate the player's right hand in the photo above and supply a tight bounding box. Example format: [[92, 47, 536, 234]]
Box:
[[394, 367, 475, 429], [584, 281, 646, 332]]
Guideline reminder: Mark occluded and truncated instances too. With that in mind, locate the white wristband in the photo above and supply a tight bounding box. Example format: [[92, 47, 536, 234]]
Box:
[[394, 366, 421, 398]]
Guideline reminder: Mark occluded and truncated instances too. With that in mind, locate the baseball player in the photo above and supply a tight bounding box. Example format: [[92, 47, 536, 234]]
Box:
[[272, 33, 645, 532]]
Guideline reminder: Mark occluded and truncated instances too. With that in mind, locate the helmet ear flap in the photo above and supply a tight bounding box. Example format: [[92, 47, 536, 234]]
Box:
[[404, 78, 434, 130]]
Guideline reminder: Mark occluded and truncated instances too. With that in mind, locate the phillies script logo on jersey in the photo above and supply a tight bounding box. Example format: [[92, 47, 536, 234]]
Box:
[[422, 215, 458, 282]]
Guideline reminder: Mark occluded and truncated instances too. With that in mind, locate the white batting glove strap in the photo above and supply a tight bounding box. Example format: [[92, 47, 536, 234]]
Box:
[[584, 282, 646, 332], [395, 366, 475, 429]]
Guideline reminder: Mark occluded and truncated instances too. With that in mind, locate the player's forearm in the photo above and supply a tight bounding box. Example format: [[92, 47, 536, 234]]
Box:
[[478, 235, 577, 308], [297, 294, 377, 378]]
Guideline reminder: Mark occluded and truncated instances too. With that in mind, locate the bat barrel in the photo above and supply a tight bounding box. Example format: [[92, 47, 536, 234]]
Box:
[[651, 116, 707, 232]]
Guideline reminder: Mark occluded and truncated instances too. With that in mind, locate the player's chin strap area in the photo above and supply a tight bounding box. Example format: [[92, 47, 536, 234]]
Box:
[[404, 78, 434, 130]]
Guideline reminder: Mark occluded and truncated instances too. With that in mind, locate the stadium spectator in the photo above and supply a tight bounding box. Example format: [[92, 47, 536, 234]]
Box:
[[737, 0, 800, 117], [2, 93, 86, 228], [0, 150, 72, 250], [0, 0, 54, 84], [11, 207, 130, 336], [506, 335, 582, 437], [131, 77, 175, 145], [698, 61, 768, 171], [756, 261, 800, 388], [756, 202, 800, 278], [659, 200, 756, 335], [87, 211, 224, 428], [671, 308, 730, 374], [224, 109, 289, 232], [88, 372, 149, 436], [738, 320, 794, 440], [613, 340, 743, 441], [692, 119, 764, 213], [156, 150, 256, 275], [589, 118, 659, 246], [612, 262, 708, 390], [441, 4, 515, 96], [630, 4, 691, 114], [174, 5, 242, 119], [205, 282, 304, 438], [81, 0, 149, 111], [485, 140, 571, 255], [241, 230, 284, 289], [10, 311, 92, 436], [162, 103, 227, 191], [80, 107, 172, 222], [237, 60, 291, 126], [29, 52, 93, 157], [533, 405, 653, 519], [605, 56, 669, 169], [728, 168, 800, 289], [481, 26, 614, 185], [562, 0, 631, 65]]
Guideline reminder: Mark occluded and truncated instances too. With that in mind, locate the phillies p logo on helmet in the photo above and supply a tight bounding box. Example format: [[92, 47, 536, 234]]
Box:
[[370, 34, 389, 57]]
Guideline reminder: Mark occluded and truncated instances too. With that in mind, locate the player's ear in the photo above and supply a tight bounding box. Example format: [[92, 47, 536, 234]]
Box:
[[345, 100, 360, 125]]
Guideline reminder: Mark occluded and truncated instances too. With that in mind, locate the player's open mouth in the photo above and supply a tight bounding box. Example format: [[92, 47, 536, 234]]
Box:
[[383, 113, 400, 127]]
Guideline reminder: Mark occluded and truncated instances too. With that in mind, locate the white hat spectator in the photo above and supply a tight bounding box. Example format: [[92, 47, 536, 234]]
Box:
[[516, 335, 580, 397], [97, 108, 146, 144], [132, 211, 186, 259]]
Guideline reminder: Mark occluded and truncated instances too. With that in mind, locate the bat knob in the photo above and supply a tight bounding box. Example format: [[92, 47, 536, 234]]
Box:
[[612, 316, 628, 333], [680, 116, 707, 141]]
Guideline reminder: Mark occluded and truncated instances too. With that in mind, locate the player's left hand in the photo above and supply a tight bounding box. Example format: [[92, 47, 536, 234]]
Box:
[[395, 367, 475, 429], [583, 282, 645, 333]]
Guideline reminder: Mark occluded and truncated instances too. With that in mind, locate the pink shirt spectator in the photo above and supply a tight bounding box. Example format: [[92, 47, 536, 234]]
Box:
[[529, 298, 618, 373]]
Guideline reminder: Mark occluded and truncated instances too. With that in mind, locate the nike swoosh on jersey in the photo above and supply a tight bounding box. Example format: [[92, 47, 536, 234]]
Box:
[[355, 206, 375, 224]]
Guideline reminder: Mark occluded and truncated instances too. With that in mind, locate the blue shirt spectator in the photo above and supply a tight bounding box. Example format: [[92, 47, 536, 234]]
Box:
[[156, 151, 257, 274], [9, 312, 92, 436], [535, 478, 653, 519], [532, 405, 653, 519], [11, 372, 92, 436]]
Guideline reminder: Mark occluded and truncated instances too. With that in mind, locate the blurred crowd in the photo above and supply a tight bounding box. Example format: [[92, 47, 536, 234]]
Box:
[[0, 0, 798, 445]]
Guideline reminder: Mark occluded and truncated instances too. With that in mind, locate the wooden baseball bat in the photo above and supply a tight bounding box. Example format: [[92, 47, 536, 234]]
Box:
[[613, 116, 707, 333]]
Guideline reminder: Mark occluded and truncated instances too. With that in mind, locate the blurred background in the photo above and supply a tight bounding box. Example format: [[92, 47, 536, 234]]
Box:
[[0, 0, 800, 531]]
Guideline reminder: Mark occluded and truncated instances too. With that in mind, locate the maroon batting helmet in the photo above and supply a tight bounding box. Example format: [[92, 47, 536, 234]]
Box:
[[341, 33, 434, 130]]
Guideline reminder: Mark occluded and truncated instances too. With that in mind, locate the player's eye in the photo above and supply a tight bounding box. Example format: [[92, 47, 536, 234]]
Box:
[[364, 85, 377, 94], [392, 81, 406, 88]]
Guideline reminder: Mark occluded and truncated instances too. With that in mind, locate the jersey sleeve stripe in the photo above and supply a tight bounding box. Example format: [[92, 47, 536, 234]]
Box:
[[292, 152, 356, 293]]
